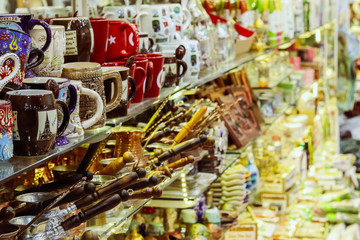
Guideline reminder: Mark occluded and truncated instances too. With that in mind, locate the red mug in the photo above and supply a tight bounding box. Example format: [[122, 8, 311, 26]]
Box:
[[137, 54, 165, 98], [106, 21, 139, 61], [90, 18, 110, 64]]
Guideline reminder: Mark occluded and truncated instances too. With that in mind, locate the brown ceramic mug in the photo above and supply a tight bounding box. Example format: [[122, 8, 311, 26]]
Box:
[[50, 17, 93, 63], [61, 62, 122, 129], [5, 89, 70, 156], [163, 53, 187, 87]]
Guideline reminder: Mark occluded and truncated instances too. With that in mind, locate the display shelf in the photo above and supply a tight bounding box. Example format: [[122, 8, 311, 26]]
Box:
[[0, 126, 112, 185], [94, 164, 194, 239], [251, 68, 294, 89]]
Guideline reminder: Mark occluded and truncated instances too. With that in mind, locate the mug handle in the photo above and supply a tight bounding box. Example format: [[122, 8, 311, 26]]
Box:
[[175, 45, 186, 60], [26, 49, 45, 70], [103, 70, 122, 113], [134, 66, 146, 91], [119, 22, 139, 56], [103, 12, 115, 19], [145, 61, 154, 89], [128, 76, 136, 103], [80, 87, 104, 129], [56, 100, 70, 138], [135, 11, 150, 30], [45, 79, 60, 98], [148, 38, 154, 53], [28, 19, 52, 53], [0, 53, 21, 92], [182, 8, 192, 30], [176, 59, 188, 83], [67, 84, 78, 114]]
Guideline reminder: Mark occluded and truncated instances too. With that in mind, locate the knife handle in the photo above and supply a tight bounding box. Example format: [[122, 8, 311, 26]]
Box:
[[124, 178, 150, 191], [142, 127, 172, 145], [62, 194, 122, 231], [155, 136, 207, 164], [157, 156, 195, 172], [75, 173, 137, 209], [129, 186, 163, 199], [174, 106, 207, 144]]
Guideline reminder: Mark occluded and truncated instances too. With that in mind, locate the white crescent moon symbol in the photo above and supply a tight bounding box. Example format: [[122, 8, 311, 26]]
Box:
[[157, 69, 164, 88], [129, 32, 134, 46]]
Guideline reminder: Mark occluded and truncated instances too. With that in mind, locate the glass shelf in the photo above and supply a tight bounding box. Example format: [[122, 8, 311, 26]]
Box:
[[0, 126, 112, 185]]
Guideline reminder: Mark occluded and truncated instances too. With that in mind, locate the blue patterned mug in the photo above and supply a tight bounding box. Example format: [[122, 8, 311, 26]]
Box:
[[0, 100, 13, 162]]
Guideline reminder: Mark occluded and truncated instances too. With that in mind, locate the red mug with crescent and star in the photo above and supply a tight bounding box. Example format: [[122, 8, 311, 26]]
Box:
[[106, 20, 139, 61]]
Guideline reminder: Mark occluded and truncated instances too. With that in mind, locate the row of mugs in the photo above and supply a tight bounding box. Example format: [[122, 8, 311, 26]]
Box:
[[102, 3, 191, 41]]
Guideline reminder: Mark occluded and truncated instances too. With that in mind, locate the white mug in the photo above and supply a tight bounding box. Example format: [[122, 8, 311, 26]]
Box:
[[102, 6, 138, 23], [30, 25, 66, 77], [137, 5, 176, 44], [63, 80, 103, 138], [181, 40, 201, 82], [167, 4, 191, 38]]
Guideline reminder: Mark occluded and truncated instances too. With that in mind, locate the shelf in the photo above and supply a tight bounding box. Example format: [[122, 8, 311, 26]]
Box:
[[0, 126, 112, 185], [88, 164, 194, 238]]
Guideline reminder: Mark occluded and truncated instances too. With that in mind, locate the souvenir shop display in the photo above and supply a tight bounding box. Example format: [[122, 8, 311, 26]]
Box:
[[0, 0, 356, 240]]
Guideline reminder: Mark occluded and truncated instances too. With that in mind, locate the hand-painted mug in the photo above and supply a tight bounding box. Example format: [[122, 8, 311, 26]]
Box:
[[0, 13, 52, 52], [0, 100, 13, 162], [50, 17, 93, 63], [29, 25, 66, 77], [106, 20, 139, 61], [102, 6, 138, 23], [0, 28, 44, 86], [0, 53, 21, 92], [139, 32, 154, 54], [23, 77, 77, 114], [163, 53, 187, 87], [101, 66, 136, 117], [6, 89, 70, 156], [168, 4, 191, 38], [63, 80, 103, 138]]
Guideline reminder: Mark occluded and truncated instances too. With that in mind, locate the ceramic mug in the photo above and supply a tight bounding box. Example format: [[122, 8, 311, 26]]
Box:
[[137, 5, 175, 44], [50, 17, 94, 63], [168, 4, 191, 38], [0, 53, 21, 91], [23, 77, 77, 114], [0, 13, 52, 53], [0, 28, 44, 86], [106, 20, 139, 61], [30, 25, 66, 77], [130, 58, 152, 103], [101, 66, 136, 117], [90, 18, 109, 64], [62, 62, 122, 129], [139, 32, 154, 54], [137, 54, 165, 98], [163, 53, 187, 87], [63, 80, 103, 137], [6, 89, 70, 156], [102, 6, 138, 23], [0, 100, 13, 162]]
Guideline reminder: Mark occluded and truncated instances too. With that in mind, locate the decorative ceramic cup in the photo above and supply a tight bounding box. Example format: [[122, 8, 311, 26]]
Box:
[[62, 62, 122, 129], [0, 13, 52, 53], [163, 53, 187, 87], [90, 18, 109, 65], [6, 89, 70, 156], [102, 6, 138, 23], [63, 80, 103, 137], [137, 54, 165, 98], [137, 5, 175, 44], [106, 20, 139, 61], [167, 3, 191, 38], [130, 58, 152, 103], [139, 32, 154, 54], [23, 77, 77, 114], [0, 53, 21, 91], [101, 66, 136, 117], [0, 28, 44, 86], [30, 25, 66, 77], [50, 17, 93, 63], [0, 100, 13, 162]]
